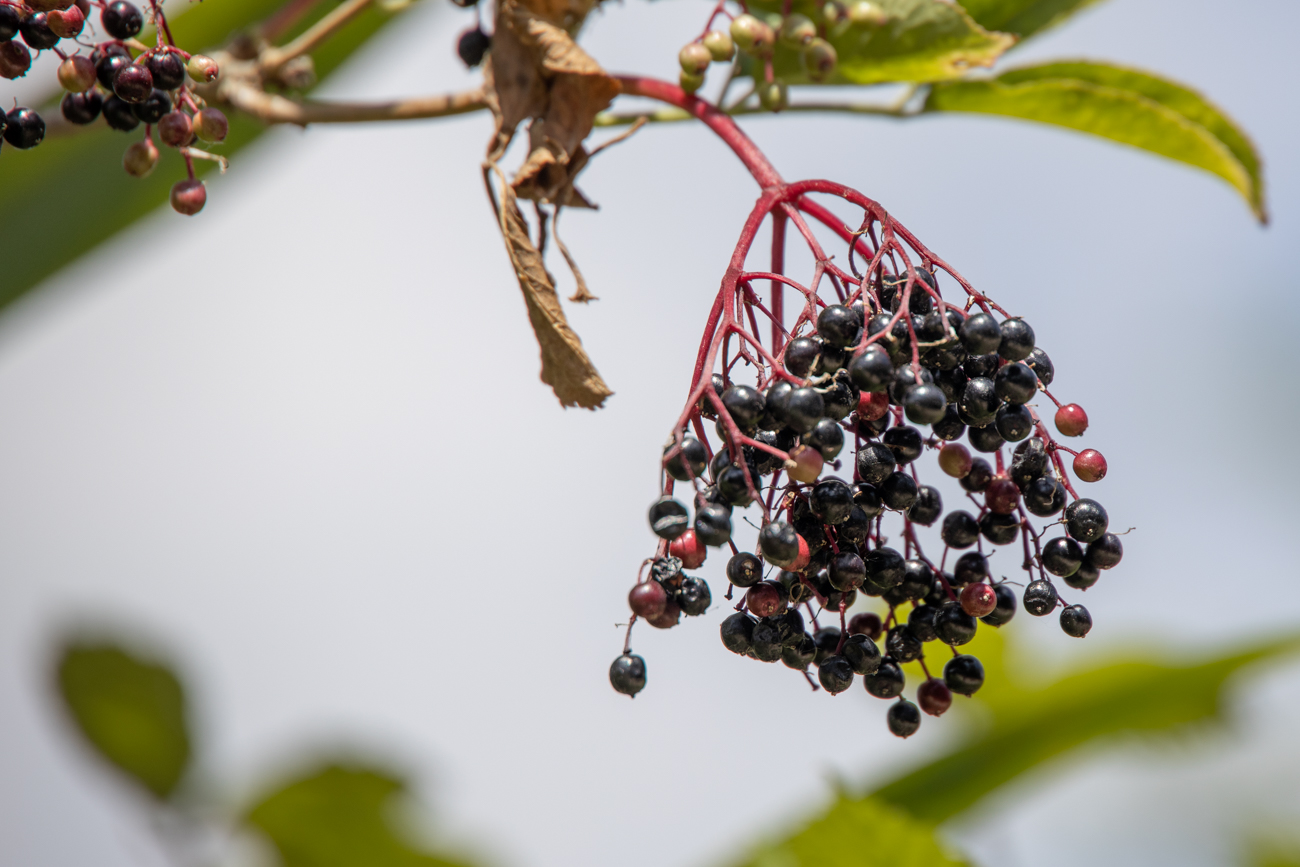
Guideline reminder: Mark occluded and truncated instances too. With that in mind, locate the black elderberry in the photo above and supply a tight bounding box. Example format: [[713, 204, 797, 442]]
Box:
[[676, 576, 711, 616], [1064, 561, 1100, 590], [880, 270, 935, 315], [113, 63, 153, 103], [779, 571, 815, 604], [722, 385, 765, 427], [761, 381, 794, 429], [61, 91, 103, 125], [700, 484, 734, 515], [980, 511, 1020, 545], [102, 0, 143, 38], [824, 587, 857, 611], [783, 336, 820, 378], [998, 317, 1035, 361], [927, 342, 968, 372], [880, 582, 911, 608], [944, 654, 984, 695], [0, 3, 18, 39], [828, 551, 866, 591], [932, 366, 969, 402], [901, 382, 945, 425], [19, 13, 60, 50], [1027, 347, 1054, 386], [812, 627, 841, 665], [817, 304, 861, 348], [785, 386, 824, 434], [609, 653, 646, 696], [848, 345, 893, 392], [1024, 476, 1066, 517], [790, 497, 823, 541], [968, 424, 1005, 454], [1060, 604, 1092, 637], [759, 521, 800, 563], [853, 482, 884, 517], [812, 341, 849, 376], [456, 25, 491, 66], [995, 403, 1034, 442], [931, 405, 966, 441], [908, 604, 939, 642], [1085, 533, 1123, 569], [726, 552, 763, 588], [879, 471, 919, 510], [804, 417, 844, 460], [980, 583, 1017, 627], [856, 442, 896, 485], [908, 485, 943, 526], [916, 308, 958, 343], [717, 465, 755, 507], [934, 601, 977, 646], [960, 458, 994, 493], [1065, 499, 1109, 543], [1024, 578, 1059, 616], [885, 625, 923, 662], [821, 378, 857, 420], [720, 612, 755, 654], [132, 88, 172, 123], [664, 436, 707, 481], [694, 503, 732, 546], [887, 699, 922, 738], [958, 377, 999, 426], [900, 561, 937, 602], [959, 313, 1001, 355], [953, 551, 989, 586], [750, 619, 784, 662], [994, 362, 1038, 405], [1041, 537, 1083, 577], [146, 51, 186, 90], [962, 352, 1000, 380], [810, 478, 853, 524], [648, 496, 690, 540], [839, 505, 871, 544], [818, 655, 855, 693], [95, 45, 132, 90], [864, 657, 905, 698], [862, 546, 905, 592], [842, 633, 881, 675], [699, 373, 724, 420], [651, 557, 683, 584], [888, 365, 933, 406], [774, 608, 806, 647], [882, 425, 924, 464], [1011, 438, 1049, 485], [941, 510, 980, 549], [2, 108, 44, 149], [782, 634, 817, 669]]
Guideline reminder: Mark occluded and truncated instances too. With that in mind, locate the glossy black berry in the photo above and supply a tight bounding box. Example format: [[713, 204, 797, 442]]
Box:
[[818, 655, 855, 693], [804, 417, 845, 460], [782, 634, 817, 669], [848, 345, 893, 392], [962, 352, 1000, 380], [648, 496, 690, 540], [828, 551, 865, 591], [908, 604, 938, 642], [102, 95, 140, 131], [862, 546, 905, 593], [968, 424, 1005, 454], [760, 381, 794, 430], [101, 0, 143, 38], [817, 304, 861, 347], [994, 362, 1038, 405], [2, 108, 44, 149], [888, 364, 932, 407], [1041, 537, 1083, 577], [944, 654, 984, 695], [720, 612, 755, 654], [900, 561, 936, 603], [663, 437, 706, 481], [980, 583, 1017, 627], [959, 312, 1001, 355], [1085, 533, 1123, 569], [61, 91, 103, 125], [147, 51, 186, 90], [856, 442, 896, 485], [1064, 560, 1100, 590], [908, 485, 942, 526], [903, 383, 946, 425], [882, 425, 923, 464], [809, 478, 852, 525], [1060, 603, 1092, 637], [952, 551, 989, 586], [879, 471, 918, 511], [1027, 347, 1054, 386], [132, 88, 171, 122], [677, 576, 711, 616], [759, 521, 799, 563], [785, 386, 824, 434], [716, 465, 755, 507], [958, 377, 999, 426], [1024, 578, 1059, 615], [95, 45, 132, 90], [811, 627, 841, 665], [821, 378, 857, 420], [931, 405, 966, 441], [863, 657, 905, 698], [995, 403, 1034, 441], [699, 373, 724, 420], [722, 385, 765, 427], [998, 317, 1035, 361], [842, 633, 881, 675], [853, 482, 884, 517], [885, 625, 923, 663], [0, 4, 19, 40], [941, 510, 980, 549], [980, 511, 1020, 545], [457, 26, 491, 66], [887, 699, 922, 738], [694, 503, 732, 546], [880, 270, 934, 314], [783, 336, 820, 377], [1065, 498, 1109, 543], [812, 341, 848, 376], [839, 505, 871, 545], [934, 600, 977, 646], [19, 13, 60, 50], [1024, 476, 1067, 517], [726, 552, 764, 589], [960, 458, 994, 493], [609, 653, 646, 696]]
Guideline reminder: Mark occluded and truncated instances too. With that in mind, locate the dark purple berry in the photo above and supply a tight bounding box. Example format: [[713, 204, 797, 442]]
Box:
[[810, 477, 853, 524], [805, 417, 845, 460], [931, 404, 966, 441], [863, 657, 905, 698], [953, 551, 989, 586], [113, 63, 153, 103], [0, 4, 19, 40], [934, 600, 977, 646], [959, 458, 993, 493], [862, 546, 905, 592], [146, 50, 186, 89], [1042, 536, 1083, 577], [839, 504, 871, 544], [726, 552, 763, 588], [784, 386, 823, 433], [1060, 604, 1092, 637], [1024, 578, 1058, 615], [19, 13, 60, 50], [944, 653, 984, 695], [721, 384, 765, 426], [842, 633, 880, 674], [750, 618, 783, 661], [693, 503, 731, 546], [759, 521, 799, 564], [879, 471, 918, 510], [853, 481, 883, 517], [61, 90, 103, 125], [887, 699, 922, 738], [958, 377, 999, 426], [908, 485, 942, 526], [101, 0, 143, 38], [848, 344, 893, 392], [1027, 347, 1053, 385], [1024, 475, 1067, 517], [1064, 561, 1100, 590], [94, 43, 132, 89], [828, 550, 865, 591], [980, 511, 1020, 545], [817, 304, 861, 348], [1085, 533, 1123, 569], [968, 423, 1005, 454], [102, 94, 140, 131], [782, 633, 817, 669], [995, 402, 1034, 441], [676, 576, 711, 616], [980, 583, 1017, 627], [2, 107, 44, 149], [885, 625, 923, 662], [904, 383, 946, 425], [882, 425, 923, 464], [783, 336, 820, 377], [609, 653, 646, 696], [908, 604, 938, 642]]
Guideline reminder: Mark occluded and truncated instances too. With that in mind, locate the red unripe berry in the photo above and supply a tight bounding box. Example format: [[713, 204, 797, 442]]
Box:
[[158, 110, 192, 147], [645, 599, 681, 629], [1055, 403, 1089, 437], [0, 41, 32, 80], [170, 178, 207, 215], [960, 582, 998, 617], [57, 55, 96, 92], [848, 611, 882, 640], [48, 5, 85, 37], [669, 529, 706, 569], [938, 443, 972, 478], [984, 478, 1020, 515], [628, 580, 668, 619], [192, 107, 228, 143], [787, 443, 823, 483], [788, 533, 810, 572], [917, 677, 953, 716], [746, 581, 784, 618], [857, 390, 889, 421], [1073, 448, 1107, 482]]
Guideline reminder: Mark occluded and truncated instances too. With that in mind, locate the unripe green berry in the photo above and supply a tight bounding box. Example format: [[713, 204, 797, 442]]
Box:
[[779, 13, 817, 47], [57, 55, 96, 92], [192, 107, 229, 143], [678, 42, 712, 75], [802, 37, 837, 80], [123, 138, 159, 178], [848, 0, 888, 26], [702, 29, 734, 61], [730, 13, 775, 56], [186, 54, 219, 83], [757, 80, 788, 112], [679, 69, 705, 94]]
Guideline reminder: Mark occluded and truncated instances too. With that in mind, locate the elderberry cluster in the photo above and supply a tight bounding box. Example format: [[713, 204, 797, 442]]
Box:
[[0, 0, 225, 214], [611, 270, 1122, 740]]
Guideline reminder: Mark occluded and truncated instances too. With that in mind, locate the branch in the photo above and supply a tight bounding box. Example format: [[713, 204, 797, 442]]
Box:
[[259, 0, 374, 73], [218, 80, 488, 125], [594, 100, 913, 128]]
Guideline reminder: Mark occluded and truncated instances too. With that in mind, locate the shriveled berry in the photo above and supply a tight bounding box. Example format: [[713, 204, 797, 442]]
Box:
[[938, 443, 972, 478], [960, 457, 993, 493], [726, 552, 764, 588], [985, 478, 1020, 515], [1024, 578, 1059, 615], [818, 655, 855, 693], [887, 699, 921, 738], [3, 108, 44, 149], [998, 317, 1035, 361], [0, 40, 32, 79], [629, 580, 668, 618], [1060, 604, 1092, 637], [941, 510, 979, 549], [1074, 449, 1107, 482], [1011, 437, 1049, 486], [1065, 498, 1108, 543], [782, 633, 817, 669], [856, 442, 896, 485], [863, 658, 905, 698], [885, 625, 923, 662], [934, 600, 977, 645], [648, 496, 690, 540], [944, 654, 984, 695], [908, 485, 942, 526], [1055, 403, 1089, 437], [1086, 533, 1123, 569], [122, 137, 159, 177], [880, 270, 934, 314], [980, 583, 1017, 627], [720, 612, 755, 655], [917, 678, 952, 716], [960, 582, 997, 617], [750, 619, 783, 661], [980, 512, 1020, 545], [1024, 475, 1066, 517], [609, 652, 646, 696], [61, 90, 103, 125]]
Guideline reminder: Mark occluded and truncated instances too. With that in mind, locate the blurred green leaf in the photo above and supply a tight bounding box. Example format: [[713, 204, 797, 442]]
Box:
[[245, 763, 475, 867], [55, 640, 192, 799], [956, 0, 1107, 40], [753, 0, 1014, 86], [734, 795, 968, 867], [0, 0, 399, 310], [925, 61, 1267, 221], [869, 631, 1300, 823]]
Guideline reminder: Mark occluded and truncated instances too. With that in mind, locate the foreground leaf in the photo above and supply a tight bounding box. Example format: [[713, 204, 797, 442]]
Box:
[[244, 762, 474, 867], [756, 0, 1014, 85], [956, 0, 1107, 40], [925, 61, 1267, 221], [735, 796, 968, 867], [870, 632, 1300, 823], [55, 640, 192, 799]]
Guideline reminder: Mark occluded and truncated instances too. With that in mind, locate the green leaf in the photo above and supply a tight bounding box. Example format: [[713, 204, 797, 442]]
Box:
[[733, 796, 969, 867], [924, 61, 1267, 221], [751, 0, 1015, 86], [0, 0, 399, 312], [956, 0, 1107, 40], [869, 631, 1300, 823], [55, 640, 192, 799], [244, 763, 475, 867]]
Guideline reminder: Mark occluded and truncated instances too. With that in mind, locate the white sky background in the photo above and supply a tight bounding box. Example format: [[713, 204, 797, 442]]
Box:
[[1, 1, 1299, 866]]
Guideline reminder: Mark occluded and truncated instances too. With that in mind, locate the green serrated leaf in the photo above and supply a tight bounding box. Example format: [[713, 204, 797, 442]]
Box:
[[0, 0, 398, 310], [924, 61, 1267, 221], [244, 763, 475, 867], [956, 0, 1107, 40], [55, 641, 192, 799], [749, 0, 1014, 86], [733, 795, 969, 867], [869, 632, 1300, 823]]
